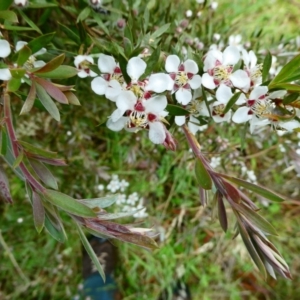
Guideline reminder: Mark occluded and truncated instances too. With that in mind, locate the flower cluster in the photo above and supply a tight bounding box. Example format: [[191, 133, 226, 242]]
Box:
[[79, 46, 300, 148]]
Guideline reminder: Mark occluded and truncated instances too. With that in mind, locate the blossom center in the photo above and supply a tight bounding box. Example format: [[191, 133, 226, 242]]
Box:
[[250, 100, 273, 118], [128, 83, 145, 98], [212, 65, 232, 82], [24, 56, 36, 70], [128, 111, 148, 128], [174, 71, 189, 87], [212, 104, 225, 117]]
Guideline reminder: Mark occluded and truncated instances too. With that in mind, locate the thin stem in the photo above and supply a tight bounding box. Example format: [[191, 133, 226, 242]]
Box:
[[3, 93, 45, 192]]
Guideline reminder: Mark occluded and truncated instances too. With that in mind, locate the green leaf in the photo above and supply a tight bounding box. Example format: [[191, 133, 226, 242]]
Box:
[[92, 12, 109, 36], [27, 32, 55, 54], [0, 166, 13, 203], [223, 92, 242, 114], [10, 68, 26, 79], [35, 82, 60, 121], [34, 53, 65, 74], [16, 44, 31, 66], [58, 23, 81, 45], [78, 195, 118, 210], [36, 65, 78, 79], [270, 53, 300, 85], [217, 195, 227, 232], [65, 91, 81, 106], [269, 83, 300, 92], [35, 77, 68, 104], [219, 173, 285, 202], [262, 51, 272, 82], [29, 159, 58, 190], [143, 46, 161, 78], [150, 23, 170, 40], [234, 203, 277, 235], [0, 10, 18, 22], [77, 6, 91, 23], [18, 9, 42, 34], [237, 219, 267, 279], [166, 104, 189, 116], [0, 128, 8, 156], [2, 25, 35, 31], [43, 189, 96, 218], [283, 93, 299, 105], [20, 82, 36, 114], [143, 8, 149, 33], [0, 0, 13, 10], [44, 213, 66, 243], [32, 191, 45, 233], [12, 149, 23, 169], [75, 222, 106, 282], [195, 158, 212, 190], [7, 78, 21, 92], [19, 140, 57, 158]]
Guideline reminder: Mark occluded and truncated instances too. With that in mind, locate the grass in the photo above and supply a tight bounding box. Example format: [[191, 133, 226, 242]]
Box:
[[1, 0, 300, 299]]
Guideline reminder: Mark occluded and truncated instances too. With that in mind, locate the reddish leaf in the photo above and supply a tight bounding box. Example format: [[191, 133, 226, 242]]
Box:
[[20, 82, 36, 115], [34, 53, 65, 73]]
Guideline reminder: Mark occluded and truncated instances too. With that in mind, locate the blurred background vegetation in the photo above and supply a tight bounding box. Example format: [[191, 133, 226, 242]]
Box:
[[1, 0, 300, 299]]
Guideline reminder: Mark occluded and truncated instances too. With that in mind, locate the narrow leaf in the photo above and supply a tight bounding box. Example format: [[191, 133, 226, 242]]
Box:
[[219, 173, 285, 202], [10, 68, 26, 79], [79, 195, 118, 209], [29, 159, 58, 190], [12, 149, 23, 169], [150, 23, 170, 40], [7, 78, 21, 92], [18, 9, 42, 34], [222, 180, 240, 203], [217, 195, 228, 232], [166, 104, 189, 116], [20, 82, 36, 114], [19, 140, 57, 158], [35, 77, 68, 104], [36, 65, 78, 79], [0, 10, 18, 23], [0, 0, 13, 10], [58, 23, 81, 45], [0, 166, 13, 203], [35, 82, 60, 121], [77, 6, 91, 23], [45, 213, 66, 243], [64, 91, 81, 105], [27, 32, 55, 54], [43, 189, 96, 218], [32, 191, 45, 233], [16, 45, 32, 66], [34, 53, 65, 74], [269, 83, 300, 92], [75, 222, 106, 281], [283, 93, 299, 105], [195, 158, 212, 190], [223, 92, 242, 114], [262, 51, 272, 82]]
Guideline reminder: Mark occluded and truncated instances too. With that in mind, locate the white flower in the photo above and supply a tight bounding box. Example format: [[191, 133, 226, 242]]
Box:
[[228, 34, 243, 49], [119, 179, 129, 192], [202, 46, 250, 91], [232, 86, 271, 133], [74, 55, 97, 78], [242, 49, 262, 87], [14, 0, 28, 7], [0, 40, 11, 58], [127, 56, 146, 83], [185, 10, 193, 17], [165, 55, 202, 105]]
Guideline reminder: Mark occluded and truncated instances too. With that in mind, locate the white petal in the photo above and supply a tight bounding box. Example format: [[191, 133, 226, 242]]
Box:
[[106, 80, 123, 101], [34, 48, 47, 56], [98, 54, 116, 74], [148, 122, 166, 144], [249, 50, 257, 69], [33, 60, 46, 68], [183, 59, 198, 74], [74, 55, 93, 68], [107, 116, 127, 131], [202, 73, 216, 89], [232, 106, 252, 123], [268, 90, 286, 99], [198, 102, 210, 117], [91, 76, 108, 95], [216, 84, 232, 103], [111, 108, 125, 122], [222, 46, 240, 66], [241, 49, 250, 68], [0, 68, 12, 80], [90, 70, 97, 77], [77, 70, 88, 78], [116, 91, 136, 111], [15, 41, 27, 52], [230, 70, 250, 91], [175, 89, 192, 105], [175, 116, 186, 126], [165, 55, 180, 73], [146, 73, 173, 93], [127, 57, 146, 81], [0, 40, 11, 58], [236, 93, 247, 105], [204, 50, 222, 70], [278, 120, 300, 131], [249, 86, 268, 100], [189, 75, 201, 89], [144, 95, 167, 114]]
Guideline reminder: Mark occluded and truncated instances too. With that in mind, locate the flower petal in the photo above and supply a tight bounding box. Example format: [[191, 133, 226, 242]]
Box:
[[110, 108, 125, 122], [232, 106, 252, 123], [91, 76, 108, 95], [216, 84, 232, 103], [222, 46, 240, 66], [213, 110, 231, 123], [127, 57, 146, 81], [0, 40, 11, 58], [106, 80, 123, 101], [249, 86, 268, 100], [0, 68, 12, 80], [183, 59, 198, 74], [230, 70, 250, 91], [107, 116, 128, 131], [15, 41, 27, 52], [146, 73, 173, 92], [175, 116, 186, 126], [189, 75, 202, 89], [148, 122, 166, 144], [175, 89, 192, 105], [98, 54, 116, 74], [144, 95, 167, 114], [165, 55, 180, 73], [202, 73, 216, 89], [74, 55, 93, 68], [116, 91, 136, 111]]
